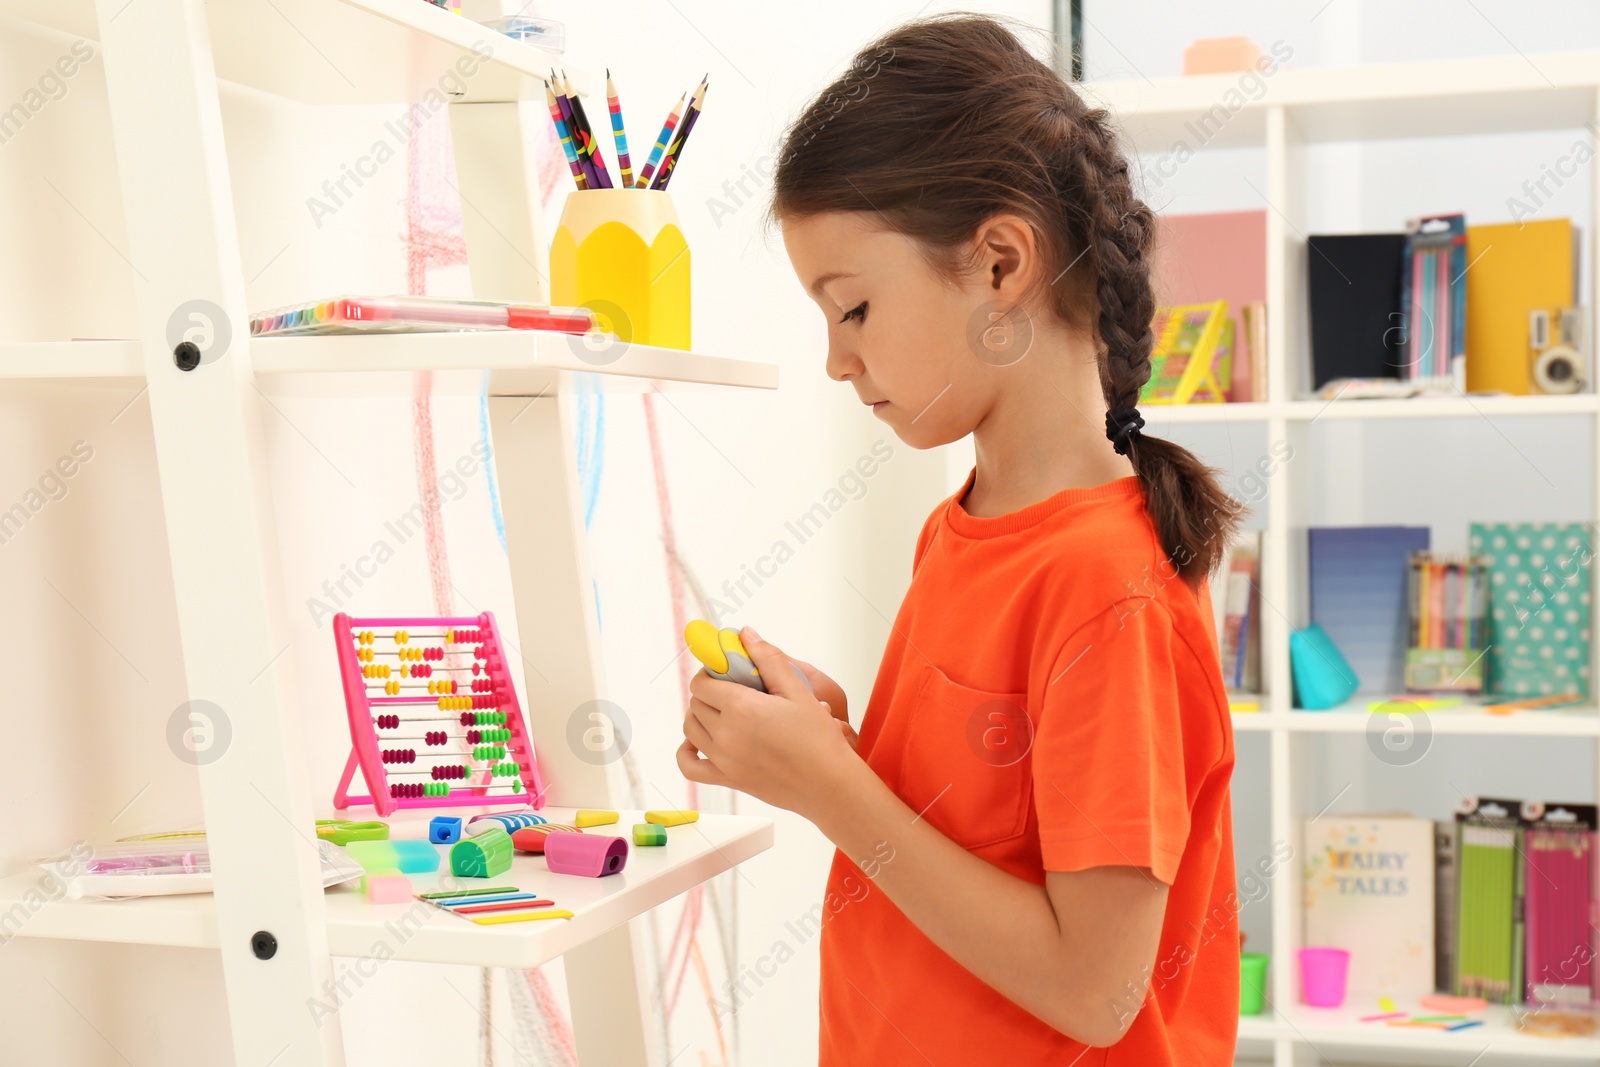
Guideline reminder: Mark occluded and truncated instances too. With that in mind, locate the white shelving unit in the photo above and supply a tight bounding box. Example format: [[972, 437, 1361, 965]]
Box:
[[1082, 51, 1600, 1066], [0, 2, 776, 1065]]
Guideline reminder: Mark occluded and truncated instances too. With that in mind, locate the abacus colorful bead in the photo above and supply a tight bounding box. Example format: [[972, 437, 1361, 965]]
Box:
[[633, 823, 667, 846], [451, 826, 513, 878]]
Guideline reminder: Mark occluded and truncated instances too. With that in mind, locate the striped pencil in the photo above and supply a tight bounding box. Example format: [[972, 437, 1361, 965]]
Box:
[[605, 69, 634, 189], [544, 80, 589, 190], [634, 92, 686, 189], [561, 70, 612, 188], [551, 70, 599, 189], [652, 80, 707, 191]]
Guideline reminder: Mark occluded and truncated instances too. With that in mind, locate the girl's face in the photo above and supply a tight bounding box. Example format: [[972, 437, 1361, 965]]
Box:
[[782, 210, 1003, 450]]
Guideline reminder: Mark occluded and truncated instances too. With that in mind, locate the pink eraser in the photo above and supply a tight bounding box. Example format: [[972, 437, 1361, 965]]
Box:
[[364, 871, 412, 904], [545, 831, 628, 877]]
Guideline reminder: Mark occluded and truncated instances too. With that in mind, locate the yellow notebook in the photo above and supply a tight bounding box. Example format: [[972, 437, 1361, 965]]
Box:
[[1464, 219, 1573, 395]]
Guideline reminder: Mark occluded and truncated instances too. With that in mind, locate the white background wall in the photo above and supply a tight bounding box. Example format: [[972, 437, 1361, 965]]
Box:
[[0, 2, 1596, 1065]]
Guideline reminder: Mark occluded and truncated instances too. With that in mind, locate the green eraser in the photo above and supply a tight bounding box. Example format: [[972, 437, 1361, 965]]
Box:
[[345, 839, 440, 874], [633, 823, 667, 846]]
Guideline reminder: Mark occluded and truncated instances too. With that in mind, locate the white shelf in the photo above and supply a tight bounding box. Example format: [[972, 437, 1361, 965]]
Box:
[[0, 0, 580, 105], [1240, 1004, 1600, 1061], [0, 335, 780, 393], [1140, 394, 1600, 425], [1231, 703, 1600, 736], [0, 810, 772, 969], [1079, 49, 1600, 152]]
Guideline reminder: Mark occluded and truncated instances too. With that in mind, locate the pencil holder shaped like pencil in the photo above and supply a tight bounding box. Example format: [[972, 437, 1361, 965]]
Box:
[[551, 189, 690, 352]]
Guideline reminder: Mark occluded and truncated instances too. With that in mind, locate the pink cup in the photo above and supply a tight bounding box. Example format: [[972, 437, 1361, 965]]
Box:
[[1297, 947, 1350, 1007]]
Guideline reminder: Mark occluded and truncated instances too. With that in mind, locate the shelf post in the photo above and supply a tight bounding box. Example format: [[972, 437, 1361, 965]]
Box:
[[94, 1, 343, 1063]]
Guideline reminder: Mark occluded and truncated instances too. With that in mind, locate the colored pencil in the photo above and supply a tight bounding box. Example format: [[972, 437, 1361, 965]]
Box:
[[652, 79, 707, 191], [550, 70, 599, 189], [469, 909, 574, 925], [561, 70, 611, 188], [605, 69, 634, 189], [544, 80, 589, 191], [634, 92, 686, 189]]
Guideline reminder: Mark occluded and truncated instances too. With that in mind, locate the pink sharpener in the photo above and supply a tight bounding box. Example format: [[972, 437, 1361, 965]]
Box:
[[545, 832, 628, 877]]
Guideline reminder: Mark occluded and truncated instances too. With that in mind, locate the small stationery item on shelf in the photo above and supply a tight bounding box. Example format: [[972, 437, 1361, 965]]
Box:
[[1520, 801, 1596, 1006], [511, 823, 583, 853], [649, 78, 707, 191], [1404, 551, 1489, 694], [575, 810, 619, 828], [1297, 947, 1352, 1007], [544, 831, 628, 877], [1469, 523, 1592, 701], [1289, 623, 1359, 709], [451, 826, 514, 878], [480, 15, 564, 51], [1398, 213, 1468, 387], [1465, 218, 1576, 395], [1513, 1001, 1600, 1036], [1214, 531, 1261, 693], [1303, 816, 1435, 999], [1241, 300, 1267, 402], [415, 887, 572, 924], [1528, 306, 1588, 394], [545, 79, 591, 190], [40, 835, 362, 900], [1140, 301, 1230, 404], [315, 819, 390, 846], [428, 816, 462, 844], [330, 612, 546, 817], [634, 823, 667, 846], [558, 69, 611, 189], [364, 871, 411, 904], [605, 70, 634, 188], [1310, 526, 1431, 695], [1306, 233, 1407, 391], [1454, 796, 1521, 1004], [645, 809, 699, 827], [467, 811, 549, 835], [248, 295, 596, 337], [345, 839, 440, 875], [634, 92, 686, 191]]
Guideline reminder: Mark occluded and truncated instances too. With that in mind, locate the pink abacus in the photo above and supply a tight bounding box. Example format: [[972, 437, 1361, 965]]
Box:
[[332, 612, 546, 817]]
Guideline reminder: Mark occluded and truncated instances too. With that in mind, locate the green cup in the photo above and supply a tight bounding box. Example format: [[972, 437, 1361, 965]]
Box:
[[1240, 952, 1269, 1015]]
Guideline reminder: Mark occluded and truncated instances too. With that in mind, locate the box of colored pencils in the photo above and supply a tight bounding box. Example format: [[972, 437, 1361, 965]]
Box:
[[1521, 802, 1596, 1007], [249, 296, 596, 337], [1454, 796, 1521, 1004], [1404, 551, 1488, 694]]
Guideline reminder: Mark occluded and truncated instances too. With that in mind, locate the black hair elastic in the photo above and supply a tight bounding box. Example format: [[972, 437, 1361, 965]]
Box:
[[1105, 407, 1145, 456]]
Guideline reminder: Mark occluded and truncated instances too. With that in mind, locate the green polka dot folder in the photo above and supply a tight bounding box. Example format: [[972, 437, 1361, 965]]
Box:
[[1469, 522, 1592, 699]]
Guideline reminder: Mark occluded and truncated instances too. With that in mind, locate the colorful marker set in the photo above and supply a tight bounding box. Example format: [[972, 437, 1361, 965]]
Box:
[[249, 295, 597, 337], [416, 885, 573, 925], [545, 69, 708, 191]]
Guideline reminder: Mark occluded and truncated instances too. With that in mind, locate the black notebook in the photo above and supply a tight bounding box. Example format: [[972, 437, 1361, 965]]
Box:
[[1307, 233, 1407, 390]]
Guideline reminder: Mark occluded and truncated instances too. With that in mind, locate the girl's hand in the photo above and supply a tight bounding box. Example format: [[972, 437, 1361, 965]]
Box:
[[678, 627, 859, 816]]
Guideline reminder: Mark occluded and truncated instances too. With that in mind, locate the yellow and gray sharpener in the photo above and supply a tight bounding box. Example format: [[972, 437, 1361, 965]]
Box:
[[684, 620, 814, 696]]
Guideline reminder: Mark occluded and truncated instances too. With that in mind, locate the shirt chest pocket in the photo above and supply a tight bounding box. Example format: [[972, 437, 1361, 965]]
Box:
[[895, 660, 1034, 851]]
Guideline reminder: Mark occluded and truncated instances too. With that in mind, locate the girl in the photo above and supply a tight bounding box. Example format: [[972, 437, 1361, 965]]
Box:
[[679, 13, 1244, 1064]]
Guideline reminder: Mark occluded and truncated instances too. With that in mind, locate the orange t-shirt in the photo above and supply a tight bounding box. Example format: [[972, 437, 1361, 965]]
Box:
[[818, 469, 1238, 1065]]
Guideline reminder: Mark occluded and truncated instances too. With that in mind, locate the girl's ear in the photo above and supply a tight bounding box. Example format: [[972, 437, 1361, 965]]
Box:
[[975, 213, 1039, 296]]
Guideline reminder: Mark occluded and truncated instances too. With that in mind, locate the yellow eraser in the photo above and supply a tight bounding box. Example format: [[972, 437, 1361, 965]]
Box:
[[575, 809, 619, 828], [645, 809, 699, 827], [1378, 996, 1396, 1013]]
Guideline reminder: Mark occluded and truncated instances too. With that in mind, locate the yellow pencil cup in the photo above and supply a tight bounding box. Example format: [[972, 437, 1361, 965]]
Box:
[[550, 189, 690, 352]]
